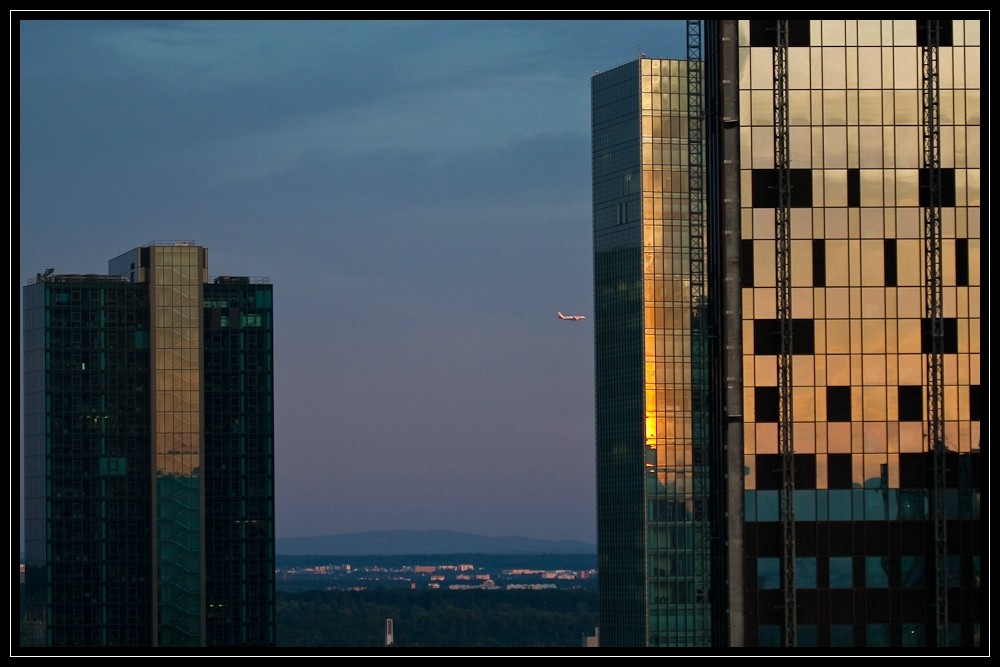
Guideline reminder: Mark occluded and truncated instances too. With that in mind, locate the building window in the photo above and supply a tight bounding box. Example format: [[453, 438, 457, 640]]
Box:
[[920, 317, 959, 353], [865, 556, 889, 588], [884, 239, 897, 287], [898, 386, 923, 422], [748, 20, 811, 47], [757, 624, 781, 646], [955, 238, 969, 286], [758, 557, 780, 589], [900, 555, 925, 588], [901, 623, 926, 647], [755, 387, 780, 423], [795, 557, 817, 589], [796, 625, 817, 647], [969, 385, 981, 421], [827, 386, 852, 422], [829, 489, 852, 521], [916, 19, 954, 46], [829, 556, 853, 588], [751, 168, 814, 208], [918, 168, 957, 207], [829, 624, 853, 647], [753, 319, 815, 355], [827, 454, 853, 489], [866, 624, 890, 647], [742, 239, 755, 287], [812, 239, 826, 287]]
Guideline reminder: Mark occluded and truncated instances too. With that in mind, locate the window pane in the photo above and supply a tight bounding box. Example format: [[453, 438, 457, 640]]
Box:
[[866, 556, 889, 587], [830, 556, 853, 588], [758, 557, 780, 589]]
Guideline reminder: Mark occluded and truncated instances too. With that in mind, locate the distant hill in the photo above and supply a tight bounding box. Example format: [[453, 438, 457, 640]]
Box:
[[276, 529, 596, 556]]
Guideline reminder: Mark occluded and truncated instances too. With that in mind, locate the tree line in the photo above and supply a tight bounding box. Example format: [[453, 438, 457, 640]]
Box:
[[277, 588, 598, 648]]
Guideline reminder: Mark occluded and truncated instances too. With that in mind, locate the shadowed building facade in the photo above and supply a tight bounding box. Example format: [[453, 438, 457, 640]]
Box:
[[592, 19, 981, 648], [22, 242, 276, 647]]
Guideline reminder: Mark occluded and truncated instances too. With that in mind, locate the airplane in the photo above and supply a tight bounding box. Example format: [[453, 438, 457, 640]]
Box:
[[557, 311, 586, 321]]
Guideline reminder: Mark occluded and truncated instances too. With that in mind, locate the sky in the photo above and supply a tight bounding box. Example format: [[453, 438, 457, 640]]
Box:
[[17, 16, 690, 546]]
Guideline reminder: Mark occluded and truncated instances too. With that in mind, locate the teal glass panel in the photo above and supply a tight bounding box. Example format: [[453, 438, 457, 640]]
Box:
[[866, 556, 889, 587], [864, 489, 887, 519], [948, 556, 961, 587], [816, 490, 829, 520], [901, 624, 926, 646], [758, 625, 781, 646], [797, 625, 817, 646], [757, 490, 779, 520], [830, 624, 853, 646], [829, 490, 852, 519], [853, 489, 865, 520], [866, 624, 890, 646], [794, 489, 817, 520], [795, 557, 817, 588], [745, 489, 757, 521], [899, 490, 927, 519], [830, 556, 853, 588], [900, 555, 925, 587], [758, 557, 780, 589]]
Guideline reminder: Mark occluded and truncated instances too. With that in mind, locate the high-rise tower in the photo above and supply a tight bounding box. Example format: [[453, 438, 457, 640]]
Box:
[[592, 19, 981, 648], [22, 242, 276, 647]]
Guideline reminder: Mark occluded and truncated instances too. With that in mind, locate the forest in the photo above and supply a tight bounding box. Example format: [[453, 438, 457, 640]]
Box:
[[276, 588, 598, 649]]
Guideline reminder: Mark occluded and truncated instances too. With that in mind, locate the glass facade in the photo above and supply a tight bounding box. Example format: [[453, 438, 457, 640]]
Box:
[[593, 58, 713, 648], [22, 243, 276, 647], [22, 276, 153, 646], [149, 244, 206, 646], [203, 279, 276, 646], [736, 19, 980, 648], [592, 19, 980, 649]]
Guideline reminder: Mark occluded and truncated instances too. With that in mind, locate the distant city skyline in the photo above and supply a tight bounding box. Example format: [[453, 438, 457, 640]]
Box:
[[18, 17, 692, 547]]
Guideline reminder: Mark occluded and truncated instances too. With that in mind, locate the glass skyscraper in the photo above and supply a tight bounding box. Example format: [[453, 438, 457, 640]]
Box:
[[592, 19, 981, 648], [22, 242, 276, 648]]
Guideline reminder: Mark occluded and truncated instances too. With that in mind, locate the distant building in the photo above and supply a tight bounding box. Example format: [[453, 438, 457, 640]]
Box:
[[592, 20, 981, 648], [385, 618, 394, 647], [22, 242, 276, 647], [583, 627, 599, 648]]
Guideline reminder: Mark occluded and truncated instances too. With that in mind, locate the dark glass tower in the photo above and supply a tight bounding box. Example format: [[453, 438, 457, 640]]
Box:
[[592, 58, 713, 647], [592, 19, 981, 649], [22, 242, 276, 648]]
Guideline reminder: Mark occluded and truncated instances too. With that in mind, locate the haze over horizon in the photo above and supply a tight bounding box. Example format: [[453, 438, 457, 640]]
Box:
[[18, 17, 690, 547]]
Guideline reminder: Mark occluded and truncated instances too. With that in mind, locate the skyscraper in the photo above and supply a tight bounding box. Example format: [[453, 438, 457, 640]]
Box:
[[22, 242, 276, 647], [592, 19, 981, 648]]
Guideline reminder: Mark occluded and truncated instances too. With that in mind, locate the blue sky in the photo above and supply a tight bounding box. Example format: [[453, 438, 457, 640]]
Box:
[[18, 16, 689, 544]]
